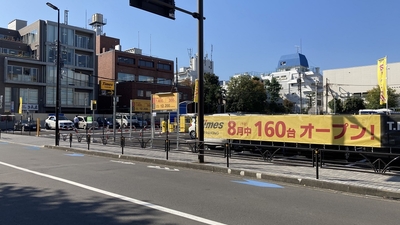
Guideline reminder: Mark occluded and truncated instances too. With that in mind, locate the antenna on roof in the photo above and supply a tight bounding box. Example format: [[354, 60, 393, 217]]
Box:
[[211, 44, 213, 61], [295, 45, 300, 53]]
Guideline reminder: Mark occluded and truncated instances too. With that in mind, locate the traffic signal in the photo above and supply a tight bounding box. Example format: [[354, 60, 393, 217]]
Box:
[[129, 0, 175, 20], [91, 100, 97, 110]]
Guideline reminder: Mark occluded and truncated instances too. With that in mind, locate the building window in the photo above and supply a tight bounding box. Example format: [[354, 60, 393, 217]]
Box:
[[156, 78, 172, 85], [19, 88, 39, 111], [138, 75, 154, 83], [138, 59, 154, 68], [157, 63, 172, 71], [146, 91, 151, 97], [4, 87, 11, 113], [118, 56, 135, 65], [74, 92, 89, 106], [5, 65, 38, 82], [117, 72, 135, 82], [137, 90, 144, 97]]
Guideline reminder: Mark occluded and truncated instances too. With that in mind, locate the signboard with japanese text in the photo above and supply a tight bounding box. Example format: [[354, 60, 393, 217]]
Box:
[[133, 99, 151, 112], [100, 80, 114, 91], [152, 93, 178, 112], [202, 114, 382, 147]]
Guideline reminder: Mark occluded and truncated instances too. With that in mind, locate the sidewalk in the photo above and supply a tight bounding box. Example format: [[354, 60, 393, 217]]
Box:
[[1, 132, 400, 199]]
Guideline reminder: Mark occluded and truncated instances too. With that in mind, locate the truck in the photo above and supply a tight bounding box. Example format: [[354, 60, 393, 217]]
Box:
[[115, 113, 146, 128]]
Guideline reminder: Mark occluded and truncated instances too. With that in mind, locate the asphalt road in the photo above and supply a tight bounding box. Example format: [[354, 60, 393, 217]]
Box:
[[1, 141, 399, 225]]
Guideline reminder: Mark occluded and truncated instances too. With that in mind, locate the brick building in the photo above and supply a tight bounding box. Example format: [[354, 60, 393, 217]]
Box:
[[96, 35, 193, 115]]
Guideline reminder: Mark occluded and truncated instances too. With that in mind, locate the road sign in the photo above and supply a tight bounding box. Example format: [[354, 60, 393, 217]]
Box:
[[152, 92, 178, 112], [133, 99, 151, 112], [100, 80, 114, 91], [101, 90, 114, 96]]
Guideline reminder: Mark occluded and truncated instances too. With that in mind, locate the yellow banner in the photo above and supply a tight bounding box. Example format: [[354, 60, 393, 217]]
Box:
[[194, 79, 199, 103], [377, 57, 387, 105], [18, 97, 22, 114], [202, 115, 382, 147]]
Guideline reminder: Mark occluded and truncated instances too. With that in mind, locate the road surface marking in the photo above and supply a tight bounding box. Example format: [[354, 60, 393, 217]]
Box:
[[232, 179, 284, 188], [0, 161, 224, 225], [110, 160, 135, 165], [148, 165, 179, 171]]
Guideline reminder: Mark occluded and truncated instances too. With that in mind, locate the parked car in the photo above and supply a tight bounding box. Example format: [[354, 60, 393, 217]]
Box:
[[77, 116, 98, 129], [14, 120, 40, 131], [96, 117, 120, 129], [44, 114, 74, 130]]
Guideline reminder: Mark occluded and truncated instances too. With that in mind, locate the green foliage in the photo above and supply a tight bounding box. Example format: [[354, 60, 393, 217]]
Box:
[[342, 96, 365, 114], [365, 86, 400, 109], [204, 73, 223, 114], [328, 98, 344, 114], [264, 77, 282, 102], [226, 75, 267, 113]]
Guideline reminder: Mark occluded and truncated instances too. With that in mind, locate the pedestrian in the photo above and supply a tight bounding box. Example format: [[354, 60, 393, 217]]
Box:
[[74, 115, 79, 129]]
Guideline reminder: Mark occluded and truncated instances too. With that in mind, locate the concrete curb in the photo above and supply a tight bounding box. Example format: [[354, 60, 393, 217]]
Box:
[[44, 145, 400, 200]]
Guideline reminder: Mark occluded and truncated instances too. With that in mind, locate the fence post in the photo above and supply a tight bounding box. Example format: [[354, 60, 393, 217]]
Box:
[[225, 143, 230, 168], [69, 133, 73, 147], [86, 134, 91, 150], [121, 136, 125, 154], [165, 139, 169, 160], [315, 148, 319, 179]]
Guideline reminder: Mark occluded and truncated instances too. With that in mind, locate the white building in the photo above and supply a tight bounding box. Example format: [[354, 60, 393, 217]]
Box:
[[260, 53, 323, 114], [323, 61, 400, 113], [176, 53, 214, 83]]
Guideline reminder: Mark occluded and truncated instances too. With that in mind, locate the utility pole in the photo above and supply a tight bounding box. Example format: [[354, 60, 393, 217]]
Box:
[[297, 74, 302, 114]]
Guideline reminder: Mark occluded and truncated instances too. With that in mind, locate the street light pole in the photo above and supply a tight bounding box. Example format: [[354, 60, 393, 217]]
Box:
[[46, 2, 60, 146], [113, 81, 118, 142]]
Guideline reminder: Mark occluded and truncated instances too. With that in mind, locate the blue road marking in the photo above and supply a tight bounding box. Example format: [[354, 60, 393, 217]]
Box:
[[65, 153, 84, 157], [232, 179, 283, 188], [26, 146, 40, 150]]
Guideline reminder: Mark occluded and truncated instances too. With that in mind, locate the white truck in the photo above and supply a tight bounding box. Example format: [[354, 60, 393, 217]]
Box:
[[115, 113, 141, 127]]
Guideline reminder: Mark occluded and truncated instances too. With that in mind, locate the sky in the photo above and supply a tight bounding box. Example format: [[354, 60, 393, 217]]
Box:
[[2, 0, 400, 81]]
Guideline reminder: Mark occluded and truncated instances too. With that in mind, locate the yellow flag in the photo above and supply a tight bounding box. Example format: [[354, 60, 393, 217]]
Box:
[[194, 79, 199, 103], [377, 57, 387, 105], [19, 97, 23, 114]]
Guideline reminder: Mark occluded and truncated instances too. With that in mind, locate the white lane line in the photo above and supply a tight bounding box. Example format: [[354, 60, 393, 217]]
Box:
[[110, 160, 135, 165], [0, 161, 225, 225], [148, 165, 180, 172]]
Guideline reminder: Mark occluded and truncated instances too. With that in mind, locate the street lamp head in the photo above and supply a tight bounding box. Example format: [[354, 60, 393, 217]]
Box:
[[46, 2, 59, 11]]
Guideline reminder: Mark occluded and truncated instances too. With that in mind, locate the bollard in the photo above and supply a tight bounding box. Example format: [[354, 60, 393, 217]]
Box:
[[69, 133, 73, 147], [315, 148, 319, 179], [120, 136, 125, 154], [86, 134, 91, 150]]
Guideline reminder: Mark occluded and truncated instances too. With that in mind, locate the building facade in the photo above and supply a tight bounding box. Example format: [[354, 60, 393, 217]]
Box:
[[260, 53, 324, 114], [323, 61, 400, 113], [0, 19, 96, 115], [96, 35, 193, 115]]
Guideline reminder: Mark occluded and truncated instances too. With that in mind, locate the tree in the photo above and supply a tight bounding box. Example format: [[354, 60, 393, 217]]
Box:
[[342, 96, 365, 114], [365, 86, 400, 109], [204, 73, 223, 114], [226, 75, 267, 113], [264, 77, 283, 113], [328, 98, 344, 114]]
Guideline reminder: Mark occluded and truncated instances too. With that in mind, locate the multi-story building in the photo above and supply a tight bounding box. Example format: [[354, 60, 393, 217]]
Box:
[[323, 61, 400, 113], [175, 50, 214, 84], [260, 53, 324, 114], [0, 18, 96, 115], [96, 35, 193, 115]]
